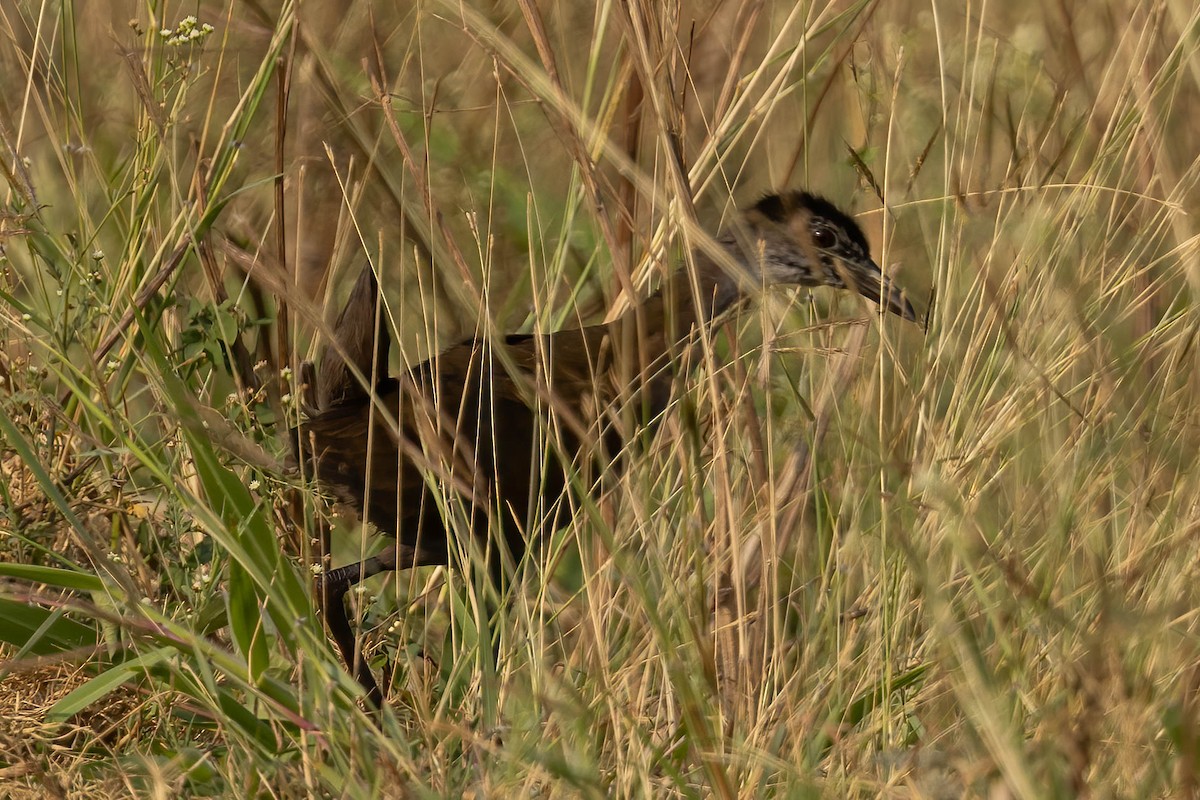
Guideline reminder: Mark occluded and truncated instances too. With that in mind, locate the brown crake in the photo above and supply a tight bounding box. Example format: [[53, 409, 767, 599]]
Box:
[[296, 191, 917, 706]]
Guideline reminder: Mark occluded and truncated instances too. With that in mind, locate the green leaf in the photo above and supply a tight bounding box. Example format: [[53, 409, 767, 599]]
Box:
[[0, 562, 106, 593], [132, 304, 313, 676], [0, 597, 97, 655], [227, 561, 270, 684], [811, 662, 930, 760], [46, 648, 171, 722], [171, 669, 284, 755]]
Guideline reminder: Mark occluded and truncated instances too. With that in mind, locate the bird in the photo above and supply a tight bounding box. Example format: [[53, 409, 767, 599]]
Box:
[[295, 190, 917, 706]]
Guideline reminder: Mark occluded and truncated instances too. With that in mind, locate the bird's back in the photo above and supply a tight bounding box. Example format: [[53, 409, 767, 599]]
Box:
[[299, 321, 635, 570]]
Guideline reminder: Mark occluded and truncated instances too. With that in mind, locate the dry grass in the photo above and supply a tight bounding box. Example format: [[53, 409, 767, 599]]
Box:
[[1, 0, 1199, 797]]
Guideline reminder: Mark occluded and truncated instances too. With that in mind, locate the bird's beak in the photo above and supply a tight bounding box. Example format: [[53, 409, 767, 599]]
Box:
[[844, 258, 917, 322]]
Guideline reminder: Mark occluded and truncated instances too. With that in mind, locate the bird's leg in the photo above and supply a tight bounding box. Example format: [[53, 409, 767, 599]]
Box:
[[316, 546, 400, 708]]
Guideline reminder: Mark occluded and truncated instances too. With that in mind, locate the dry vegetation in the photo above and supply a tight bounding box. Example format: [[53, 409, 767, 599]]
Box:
[[1, 0, 1199, 797]]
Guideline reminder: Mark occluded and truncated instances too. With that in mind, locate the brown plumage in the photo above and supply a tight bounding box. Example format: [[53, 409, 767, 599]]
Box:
[[298, 191, 917, 706]]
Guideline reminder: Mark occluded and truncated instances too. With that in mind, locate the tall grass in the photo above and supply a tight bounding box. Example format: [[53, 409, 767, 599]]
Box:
[[1, 0, 1198, 796]]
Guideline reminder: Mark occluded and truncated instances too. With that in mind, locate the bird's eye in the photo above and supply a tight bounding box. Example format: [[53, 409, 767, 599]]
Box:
[[812, 227, 836, 249]]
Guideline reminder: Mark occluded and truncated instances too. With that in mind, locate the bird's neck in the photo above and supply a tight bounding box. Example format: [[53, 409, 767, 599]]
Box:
[[656, 240, 752, 341], [609, 241, 753, 369], [600, 242, 753, 421]]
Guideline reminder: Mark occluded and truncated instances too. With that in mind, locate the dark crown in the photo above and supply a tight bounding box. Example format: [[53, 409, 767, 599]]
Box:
[[751, 191, 871, 253]]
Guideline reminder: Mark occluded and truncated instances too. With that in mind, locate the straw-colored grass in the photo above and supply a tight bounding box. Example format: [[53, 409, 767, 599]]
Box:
[[1, 0, 1198, 796]]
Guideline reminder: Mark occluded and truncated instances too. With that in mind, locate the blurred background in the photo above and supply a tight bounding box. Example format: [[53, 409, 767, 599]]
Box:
[[1, 1, 1198, 797]]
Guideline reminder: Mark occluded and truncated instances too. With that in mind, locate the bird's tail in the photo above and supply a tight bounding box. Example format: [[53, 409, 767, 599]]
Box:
[[315, 263, 390, 410]]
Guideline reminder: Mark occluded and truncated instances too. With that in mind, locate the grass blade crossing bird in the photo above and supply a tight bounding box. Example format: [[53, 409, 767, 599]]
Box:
[[296, 190, 917, 706]]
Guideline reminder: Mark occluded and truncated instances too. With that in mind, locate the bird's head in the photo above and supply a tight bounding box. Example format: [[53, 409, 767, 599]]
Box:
[[733, 191, 917, 321]]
